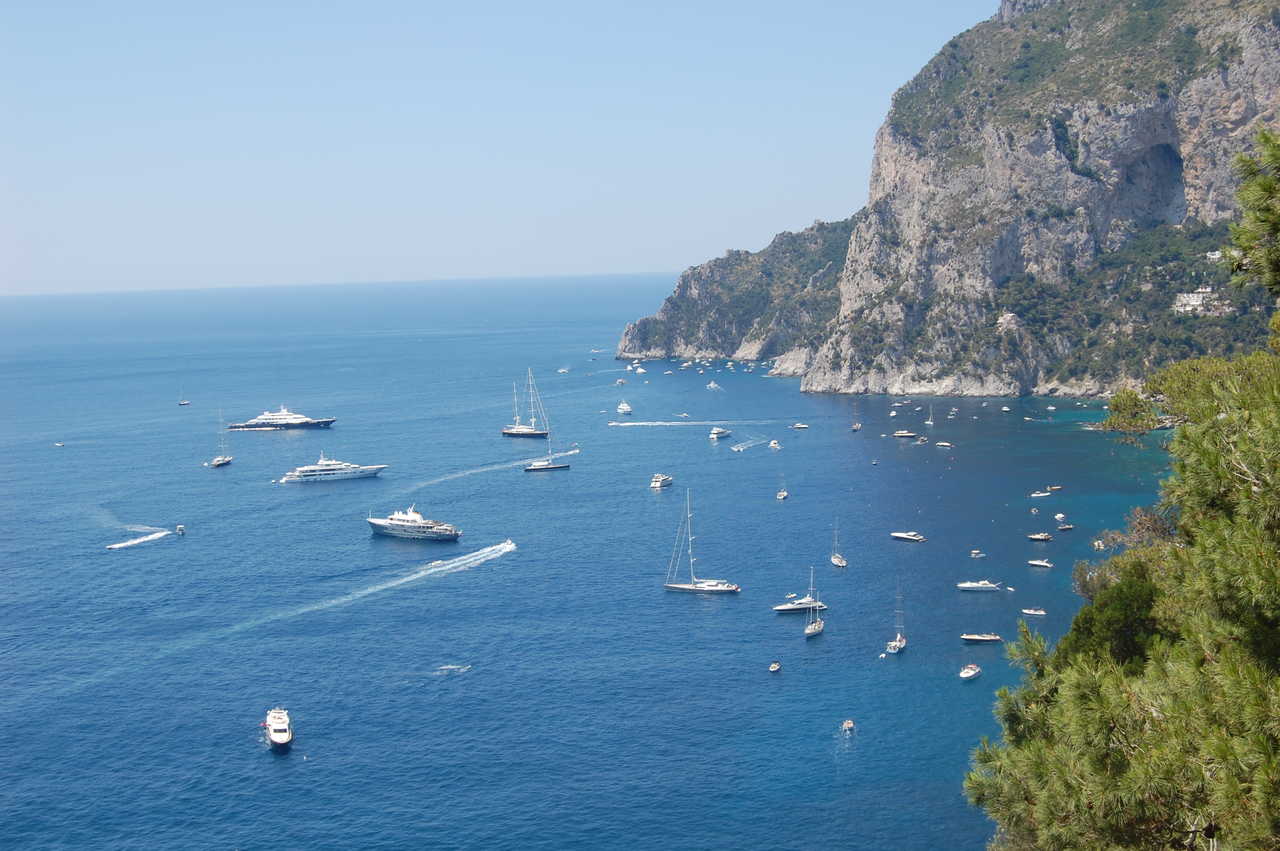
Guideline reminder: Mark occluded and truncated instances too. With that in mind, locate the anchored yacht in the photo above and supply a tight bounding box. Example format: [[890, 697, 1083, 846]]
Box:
[[664, 490, 740, 593], [616, 400, 633, 415], [263, 707, 293, 750], [649, 473, 673, 489], [1027, 532, 1054, 541], [502, 369, 550, 437], [773, 568, 828, 612], [1027, 559, 1054, 568], [228, 406, 335, 430], [368, 505, 461, 540], [961, 633, 1003, 643], [890, 531, 926, 542], [709, 426, 731, 440], [279, 453, 386, 482], [959, 664, 982, 680], [956, 579, 1002, 592]]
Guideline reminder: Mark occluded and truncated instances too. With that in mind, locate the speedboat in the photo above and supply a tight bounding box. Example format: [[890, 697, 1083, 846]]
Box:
[[1021, 608, 1047, 616], [368, 505, 461, 540], [956, 580, 1002, 592], [1057, 523, 1075, 531], [959, 664, 982, 680], [915, 436, 928, 444], [676, 412, 690, 418], [1048, 484, 1063, 490], [841, 719, 855, 732], [1030, 490, 1052, 498], [1027, 532, 1053, 541], [263, 707, 293, 750], [279, 453, 386, 482], [790, 423, 809, 430], [228, 406, 335, 430], [1027, 559, 1054, 568], [892, 430, 916, 438], [936, 441, 953, 447], [1000, 406, 1011, 412], [616, 400, 633, 415], [769, 439, 781, 450], [209, 454, 233, 468], [970, 549, 986, 558], [768, 661, 782, 673], [709, 426, 731, 440], [890, 531, 926, 542], [850, 422, 862, 431], [649, 473, 673, 489], [961, 633, 1003, 643], [775, 489, 788, 500], [1054, 513, 1066, 522]]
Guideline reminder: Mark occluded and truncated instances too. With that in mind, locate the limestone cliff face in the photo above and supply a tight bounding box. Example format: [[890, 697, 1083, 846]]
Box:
[[619, 0, 1280, 395]]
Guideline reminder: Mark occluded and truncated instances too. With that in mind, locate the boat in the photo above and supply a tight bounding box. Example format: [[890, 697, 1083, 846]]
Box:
[[677, 412, 690, 418], [959, 664, 982, 680], [769, 439, 781, 450], [263, 707, 293, 750], [774, 567, 828, 612], [709, 426, 731, 440], [1029, 489, 1052, 498], [1048, 484, 1063, 490], [208, 411, 233, 467], [775, 488, 789, 500], [890, 531, 926, 542], [841, 719, 855, 732], [650, 473, 673, 489], [616, 400, 633, 415], [885, 581, 907, 654], [1046, 405, 1057, 411], [924, 405, 934, 426], [970, 549, 986, 558], [1027, 559, 1054, 568], [634, 367, 646, 375], [368, 505, 461, 540], [1027, 532, 1053, 541], [1057, 523, 1075, 531], [889, 410, 898, 417], [502, 369, 551, 437], [557, 367, 569, 374], [936, 441, 953, 447], [850, 421, 862, 432], [706, 380, 721, 390], [53, 442, 64, 447], [1054, 513, 1066, 522], [663, 490, 740, 593], [961, 633, 1003, 643], [892, 430, 917, 438], [915, 436, 929, 444], [804, 591, 825, 637], [956, 580, 1002, 592], [1021, 608, 1047, 616], [830, 522, 847, 568], [615, 378, 626, 385], [1000, 406, 1011, 412], [790, 423, 809, 430], [228, 406, 335, 430], [279, 453, 386, 482], [768, 661, 782, 673]]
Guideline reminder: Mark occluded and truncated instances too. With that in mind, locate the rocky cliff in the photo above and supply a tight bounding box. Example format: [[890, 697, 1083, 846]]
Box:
[[618, 0, 1280, 395]]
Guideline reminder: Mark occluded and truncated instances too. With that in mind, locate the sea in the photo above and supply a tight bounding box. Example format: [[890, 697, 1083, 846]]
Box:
[[0, 277, 1169, 849]]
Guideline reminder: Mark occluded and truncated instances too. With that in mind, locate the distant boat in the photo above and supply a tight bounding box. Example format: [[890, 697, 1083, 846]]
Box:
[[650, 473, 673, 489], [768, 661, 782, 673], [961, 633, 1003, 643], [177, 384, 190, 407], [959, 664, 982, 680], [53, 442, 65, 447], [889, 410, 898, 417], [706, 381, 721, 390], [775, 488, 788, 501], [663, 490, 740, 594], [1027, 532, 1053, 541], [1057, 524, 1075, 531], [850, 422, 862, 432], [676, 412, 690, 418], [935, 441, 953, 448], [279, 453, 386, 482], [884, 580, 906, 654], [1021, 608, 1047, 616], [830, 521, 847, 568], [970, 549, 986, 558], [502, 369, 550, 438], [1001, 406, 1011, 412], [1029, 489, 1052, 498], [228, 406, 335, 430], [1048, 484, 1063, 491], [774, 567, 828, 612], [924, 405, 934, 426], [263, 707, 293, 751], [892, 430, 917, 438], [804, 583, 825, 638], [769, 439, 781, 450], [709, 426, 731, 440], [790, 423, 809, 430], [890, 531, 926, 542], [616, 400, 633, 415], [368, 505, 461, 540], [208, 410, 233, 468], [1027, 559, 1054, 568], [956, 579, 1002, 592]]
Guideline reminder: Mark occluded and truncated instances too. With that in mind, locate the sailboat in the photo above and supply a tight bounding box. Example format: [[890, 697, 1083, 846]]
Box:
[[502, 369, 550, 437], [830, 521, 847, 567], [208, 410, 233, 468], [663, 490, 740, 593], [177, 385, 190, 406], [885, 580, 907, 654], [924, 404, 934, 426], [804, 586, 825, 637]]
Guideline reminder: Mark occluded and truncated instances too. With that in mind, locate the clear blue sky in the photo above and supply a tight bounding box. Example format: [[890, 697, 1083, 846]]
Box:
[[3, 0, 996, 294]]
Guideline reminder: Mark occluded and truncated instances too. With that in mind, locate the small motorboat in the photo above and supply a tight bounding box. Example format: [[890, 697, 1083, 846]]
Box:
[[263, 707, 293, 750], [1030, 490, 1052, 498], [936, 441, 953, 447], [850, 422, 862, 431], [769, 439, 781, 450], [790, 423, 809, 429], [1021, 608, 1047, 616], [970, 549, 986, 558], [1027, 559, 1054, 568], [1027, 532, 1053, 541], [174, 525, 185, 536], [840, 719, 855, 732], [768, 661, 782, 673], [959, 664, 982, 680], [776, 489, 789, 500], [1057, 524, 1075, 531], [1048, 484, 1063, 490], [53, 442, 64, 447]]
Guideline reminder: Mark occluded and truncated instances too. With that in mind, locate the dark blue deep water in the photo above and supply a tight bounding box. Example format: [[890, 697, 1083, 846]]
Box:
[[0, 278, 1169, 849]]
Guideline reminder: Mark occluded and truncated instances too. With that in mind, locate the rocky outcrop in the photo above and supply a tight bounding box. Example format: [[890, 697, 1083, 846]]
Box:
[[619, 0, 1280, 396]]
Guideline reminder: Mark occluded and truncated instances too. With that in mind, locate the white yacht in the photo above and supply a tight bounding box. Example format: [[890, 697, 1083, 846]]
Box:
[[228, 406, 335, 430], [263, 707, 293, 750], [709, 426, 731, 440], [664, 490, 740, 594], [1057, 523, 1075, 531], [1027, 559, 1054, 568], [616, 400, 633, 415], [368, 505, 461, 540], [956, 579, 1002, 592], [959, 664, 982, 680], [892, 430, 917, 438], [935, 441, 953, 448], [279, 453, 387, 482], [790, 423, 809, 430], [775, 488, 789, 500], [1021, 608, 1047, 616], [962, 633, 1003, 643], [890, 531, 926, 542], [1029, 489, 1052, 498], [804, 593, 825, 637], [1000, 406, 1011, 412], [830, 522, 847, 568], [773, 568, 828, 612], [649, 473, 673, 489], [970, 549, 987, 558], [1027, 532, 1053, 541], [769, 439, 781, 450], [502, 369, 550, 438], [1054, 513, 1067, 522]]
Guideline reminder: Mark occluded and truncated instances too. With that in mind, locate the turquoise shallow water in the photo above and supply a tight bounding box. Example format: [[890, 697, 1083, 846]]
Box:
[[0, 279, 1169, 849]]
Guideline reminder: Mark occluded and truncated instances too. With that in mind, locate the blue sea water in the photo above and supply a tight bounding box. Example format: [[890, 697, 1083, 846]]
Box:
[[0, 277, 1169, 849]]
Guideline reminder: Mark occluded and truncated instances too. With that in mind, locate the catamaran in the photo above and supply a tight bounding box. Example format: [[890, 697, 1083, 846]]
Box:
[[502, 369, 550, 437], [663, 490, 739, 593], [830, 521, 847, 567]]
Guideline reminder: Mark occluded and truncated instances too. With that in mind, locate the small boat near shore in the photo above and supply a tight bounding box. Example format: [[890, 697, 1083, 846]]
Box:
[[1027, 559, 1054, 569], [959, 664, 982, 680]]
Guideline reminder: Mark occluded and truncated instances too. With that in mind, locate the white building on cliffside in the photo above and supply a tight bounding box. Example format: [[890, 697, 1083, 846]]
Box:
[[1172, 286, 1230, 317]]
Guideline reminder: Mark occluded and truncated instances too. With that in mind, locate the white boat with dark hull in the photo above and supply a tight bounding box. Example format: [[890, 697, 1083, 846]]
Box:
[[228, 406, 335, 430], [961, 633, 1003, 643], [264, 707, 293, 750], [368, 505, 461, 540], [709, 426, 731, 440], [957, 579, 1002, 592], [773, 567, 828, 612], [207, 411, 233, 468], [501, 369, 550, 438], [890, 531, 926, 542], [279, 453, 386, 482], [664, 490, 740, 594]]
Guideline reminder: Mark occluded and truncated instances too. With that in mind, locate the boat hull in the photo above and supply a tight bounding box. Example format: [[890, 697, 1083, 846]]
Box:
[[524, 462, 570, 472], [961, 634, 1003, 643], [501, 428, 548, 438], [664, 582, 739, 594], [228, 418, 334, 430], [368, 519, 461, 540]]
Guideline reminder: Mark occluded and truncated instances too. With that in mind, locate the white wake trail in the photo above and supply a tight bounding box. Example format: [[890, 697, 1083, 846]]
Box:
[[389, 448, 581, 497], [106, 530, 173, 549]]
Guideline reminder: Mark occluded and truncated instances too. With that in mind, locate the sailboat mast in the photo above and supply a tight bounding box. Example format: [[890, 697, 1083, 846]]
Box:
[[686, 489, 697, 582], [511, 382, 519, 425]]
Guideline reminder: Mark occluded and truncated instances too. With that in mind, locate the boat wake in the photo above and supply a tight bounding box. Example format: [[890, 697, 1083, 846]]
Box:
[[391, 449, 581, 497], [106, 529, 173, 550], [729, 437, 768, 452], [607, 420, 777, 428]]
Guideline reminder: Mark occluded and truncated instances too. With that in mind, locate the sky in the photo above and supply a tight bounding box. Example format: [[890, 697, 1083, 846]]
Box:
[[2, 0, 997, 295]]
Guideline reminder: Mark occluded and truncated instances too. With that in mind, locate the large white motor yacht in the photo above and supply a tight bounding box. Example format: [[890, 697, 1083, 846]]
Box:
[[649, 473, 673, 489], [228, 406, 335, 430], [956, 579, 1003, 592], [709, 426, 731, 440], [890, 531, 926, 542], [264, 707, 293, 750], [279, 452, 387, 482], [368, 505, 461, 540], [616, 400, 633, 415]]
